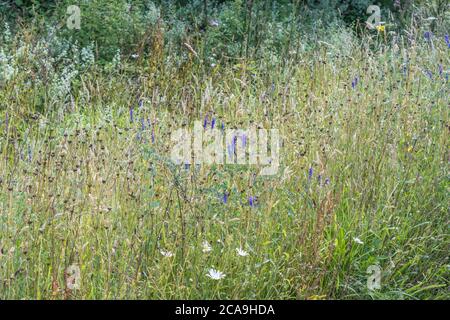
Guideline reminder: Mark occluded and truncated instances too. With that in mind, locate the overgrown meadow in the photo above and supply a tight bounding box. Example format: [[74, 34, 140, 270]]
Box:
[[0, 1, 449, 299]]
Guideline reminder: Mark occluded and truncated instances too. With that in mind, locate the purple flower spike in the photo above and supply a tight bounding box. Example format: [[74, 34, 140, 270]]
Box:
[[325, 178, 330, 185], [203, 115, 208, 129], [221, 122, 225, 132], [308, 167, 313, 181], [439, 64, 443, 76], [445, 35, 450, 48], [231, 136, 237, 155], [222, 192, 228, 204], [249, 196, 255, 207], [241, 134, 247, 147], [351, 76, 358, 89], [211, 118, 216, 129], [130, 107, 134, 123], [227, 143, 234, 159], [424, 31, 431, 41], [138, 99, 143, 109]]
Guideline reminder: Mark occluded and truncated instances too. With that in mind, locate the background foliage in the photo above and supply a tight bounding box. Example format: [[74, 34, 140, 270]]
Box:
[[1, 0, 448, 61]]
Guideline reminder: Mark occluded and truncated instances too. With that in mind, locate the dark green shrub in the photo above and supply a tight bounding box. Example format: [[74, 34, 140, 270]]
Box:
[[0, 0, 57, 20], [56, 0, 155, 62]]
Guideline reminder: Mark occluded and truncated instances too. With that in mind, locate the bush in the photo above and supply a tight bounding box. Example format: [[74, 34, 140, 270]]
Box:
[[0, 0, 57, 20], [55, 0, 155, 62]]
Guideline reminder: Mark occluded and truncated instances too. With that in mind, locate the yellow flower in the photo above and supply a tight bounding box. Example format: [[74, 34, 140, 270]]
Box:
[[376, 25, 385, 32]]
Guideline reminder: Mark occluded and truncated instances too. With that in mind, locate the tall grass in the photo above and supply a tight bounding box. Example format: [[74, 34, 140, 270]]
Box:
[[0, 16, 448, 299]]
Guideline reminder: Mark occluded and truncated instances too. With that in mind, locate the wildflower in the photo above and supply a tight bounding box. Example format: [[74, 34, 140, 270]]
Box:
[[353, 237, 364, 245], [424, 31, 431, 41], [227, 143, 234, 159], [129, 107, 134, 123], [227, 136, 237, 158], [160, 249, 174, 257], [236, 248, 249, 257], [209, 19, 220, 27], [202, 241, 212, 253], [222, 192, 228, 204], [445, 35, 450, 48], [308, 167, 313, 181], [203, 115, 208, 129], [438, 64, 443, 76], [206, 268, 226, 280], [317, 174, 322, 185], [351, 76, 358, 89], [131, 54, 139, 59], [221, 122, 225, 132], [324, 178, 330, 185], [138, 99, 143, 109], [249, 196, 256, 207], [376, 25, 385, 33], [425, 70, 433, 79], [184, 163, 190, 170], [211, 117, 216, 129], [241, 134, 247, 147]]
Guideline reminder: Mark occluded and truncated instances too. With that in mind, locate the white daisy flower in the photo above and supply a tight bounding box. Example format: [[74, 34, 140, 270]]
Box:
[[160, 249, 174, 257], [209, 19, 220, 27], [236, 247, 249, 257], [131, 53, 139, 59], [206, 268, 226, 280], [353, 237, 364, 245], [202, 241, 212, 253]]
